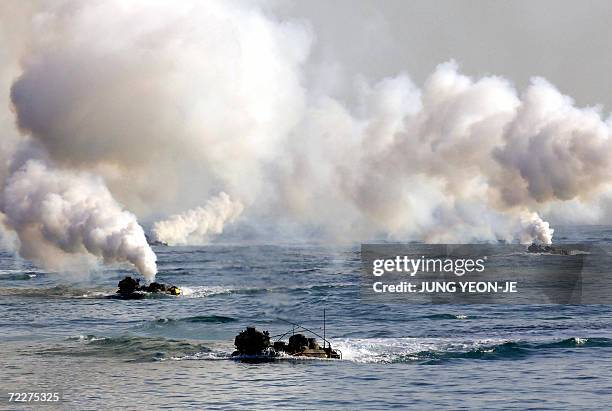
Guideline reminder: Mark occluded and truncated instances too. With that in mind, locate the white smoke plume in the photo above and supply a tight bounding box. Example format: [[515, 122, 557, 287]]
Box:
[[6, 0, 309, 217], [517, 212, 554, 245], [1, 158, 157, 280], [3, 0, 612, 263], [152, 192, 243, 246]]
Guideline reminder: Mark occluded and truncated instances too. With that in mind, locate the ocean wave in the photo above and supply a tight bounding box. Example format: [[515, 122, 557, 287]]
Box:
[[0, 285, 111, 298], [44, 335, 216, 362], [156, 267, 192, 275], [422, 313, 469, 320], [150, 315, 237, 325], [0, 272, 38, 281]]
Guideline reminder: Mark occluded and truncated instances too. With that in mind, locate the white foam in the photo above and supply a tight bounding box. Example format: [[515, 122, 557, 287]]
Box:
[[330, 337, 507, 363], [74, 335, 106, 342], [180, 286, 234, 298], [167, 351, 229, 361]]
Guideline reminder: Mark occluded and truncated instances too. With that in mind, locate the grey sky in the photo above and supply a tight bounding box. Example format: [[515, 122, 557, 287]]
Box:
[[278, 0, 612, 110]]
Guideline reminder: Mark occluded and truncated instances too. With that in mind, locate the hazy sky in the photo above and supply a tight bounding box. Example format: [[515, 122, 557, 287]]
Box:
[[277, 0, 612, 110]]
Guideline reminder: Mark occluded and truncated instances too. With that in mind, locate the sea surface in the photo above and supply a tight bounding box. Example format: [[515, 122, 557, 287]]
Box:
[[2, 226, 612, 410]]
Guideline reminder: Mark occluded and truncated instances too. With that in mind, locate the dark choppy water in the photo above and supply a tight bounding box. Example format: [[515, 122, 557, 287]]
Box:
[[2, 226, 612, 409]]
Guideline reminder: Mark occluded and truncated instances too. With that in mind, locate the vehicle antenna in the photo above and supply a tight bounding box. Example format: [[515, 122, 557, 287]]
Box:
[[323, 308, 326, 350]]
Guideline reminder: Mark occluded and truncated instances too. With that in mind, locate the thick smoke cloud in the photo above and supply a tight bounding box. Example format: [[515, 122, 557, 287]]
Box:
[[153, 192, 243, 245], [8, 0, 310, 217], [494, 78, 612, 206], [1, 157, 157, 279], [2, 0, 612, 280], [314, 63, 612, 244]]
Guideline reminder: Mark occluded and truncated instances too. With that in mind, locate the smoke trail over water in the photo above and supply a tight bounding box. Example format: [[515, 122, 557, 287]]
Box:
[[153, 192, 243, 246]]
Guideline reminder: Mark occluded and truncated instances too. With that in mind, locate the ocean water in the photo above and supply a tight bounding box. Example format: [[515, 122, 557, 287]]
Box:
[[2, 226, 612, 410]]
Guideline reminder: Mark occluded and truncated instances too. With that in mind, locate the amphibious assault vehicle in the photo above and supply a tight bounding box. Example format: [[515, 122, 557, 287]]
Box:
[[113, 276, 181, 299], [231, 315, 342, 360], [145, 234, 168, 247], [527, 243, 571, 255]]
